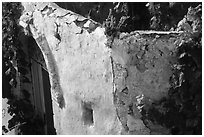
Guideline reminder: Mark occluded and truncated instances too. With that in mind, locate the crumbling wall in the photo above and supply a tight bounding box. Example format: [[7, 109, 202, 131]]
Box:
[[19, 2, 193, 135], [111, 32, 180, 134], [20, 2, 122, 134]]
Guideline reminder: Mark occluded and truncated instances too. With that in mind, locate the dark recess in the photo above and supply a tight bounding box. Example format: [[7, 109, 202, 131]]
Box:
[[41, 68, 57, 135], [81, 101, 94, 126]]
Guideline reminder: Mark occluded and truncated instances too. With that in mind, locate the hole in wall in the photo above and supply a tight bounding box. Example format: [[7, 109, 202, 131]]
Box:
[[81, 101, 94, 126]]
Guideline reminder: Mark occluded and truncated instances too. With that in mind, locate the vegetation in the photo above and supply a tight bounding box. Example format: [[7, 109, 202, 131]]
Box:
[[2, 2, 44, 135], [140, 4, 202, 134], [100, 2, 202, 134], [2, 2, 202, 135]]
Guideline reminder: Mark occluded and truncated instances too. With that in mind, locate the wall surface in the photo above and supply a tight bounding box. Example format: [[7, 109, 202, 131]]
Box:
[[111, 32, 180, 134], [20, 2, 122, 134], [19, 2, 185, 135]]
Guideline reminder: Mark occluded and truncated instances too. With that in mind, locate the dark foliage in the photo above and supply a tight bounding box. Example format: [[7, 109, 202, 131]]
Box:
[[147, 2, 201, 30], [2, 2, 202, 135], [141, 5, 202, 135], [2, 2, 44, 135], [56, 2, 201, 32]]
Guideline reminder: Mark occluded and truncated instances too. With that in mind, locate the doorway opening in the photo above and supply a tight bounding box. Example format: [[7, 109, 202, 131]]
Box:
[[29, 37, 56, 134]]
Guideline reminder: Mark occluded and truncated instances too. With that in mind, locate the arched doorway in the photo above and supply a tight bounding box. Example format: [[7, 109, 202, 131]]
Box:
[[29, 37, 56, 135]]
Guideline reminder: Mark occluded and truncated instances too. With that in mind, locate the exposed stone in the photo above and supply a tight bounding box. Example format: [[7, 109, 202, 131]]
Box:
[[20, 2, 186, 135], [111, 32, 180, 134]]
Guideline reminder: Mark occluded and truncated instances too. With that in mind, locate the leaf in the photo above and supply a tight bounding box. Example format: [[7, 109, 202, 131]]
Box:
[[9, 78, 17, 88], [5, 68, 11, 75], [2, 125, 8, 133]]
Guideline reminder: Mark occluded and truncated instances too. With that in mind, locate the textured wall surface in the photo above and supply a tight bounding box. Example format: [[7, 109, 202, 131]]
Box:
[[111, 32, 180, 134], [20, 2, 184, 135], [20, 2, 122, 134]]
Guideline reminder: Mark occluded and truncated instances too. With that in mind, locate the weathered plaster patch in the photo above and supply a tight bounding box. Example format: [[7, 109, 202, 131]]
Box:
[[111, 32, 181, 134]]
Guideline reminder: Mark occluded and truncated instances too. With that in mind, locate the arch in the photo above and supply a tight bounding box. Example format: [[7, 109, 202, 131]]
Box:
[[28, 36, 57, 134]]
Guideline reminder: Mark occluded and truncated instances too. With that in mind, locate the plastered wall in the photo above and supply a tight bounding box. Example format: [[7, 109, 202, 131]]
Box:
[[20, 2, 185, 135]]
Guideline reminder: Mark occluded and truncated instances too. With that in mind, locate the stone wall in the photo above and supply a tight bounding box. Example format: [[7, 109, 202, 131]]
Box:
[[111, 31, 180, 134], [19, 2, 188, 135]]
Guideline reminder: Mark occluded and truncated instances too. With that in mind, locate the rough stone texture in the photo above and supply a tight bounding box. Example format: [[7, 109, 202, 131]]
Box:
[[19, 2, 185, 135], [111, 32, 180, 134]]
